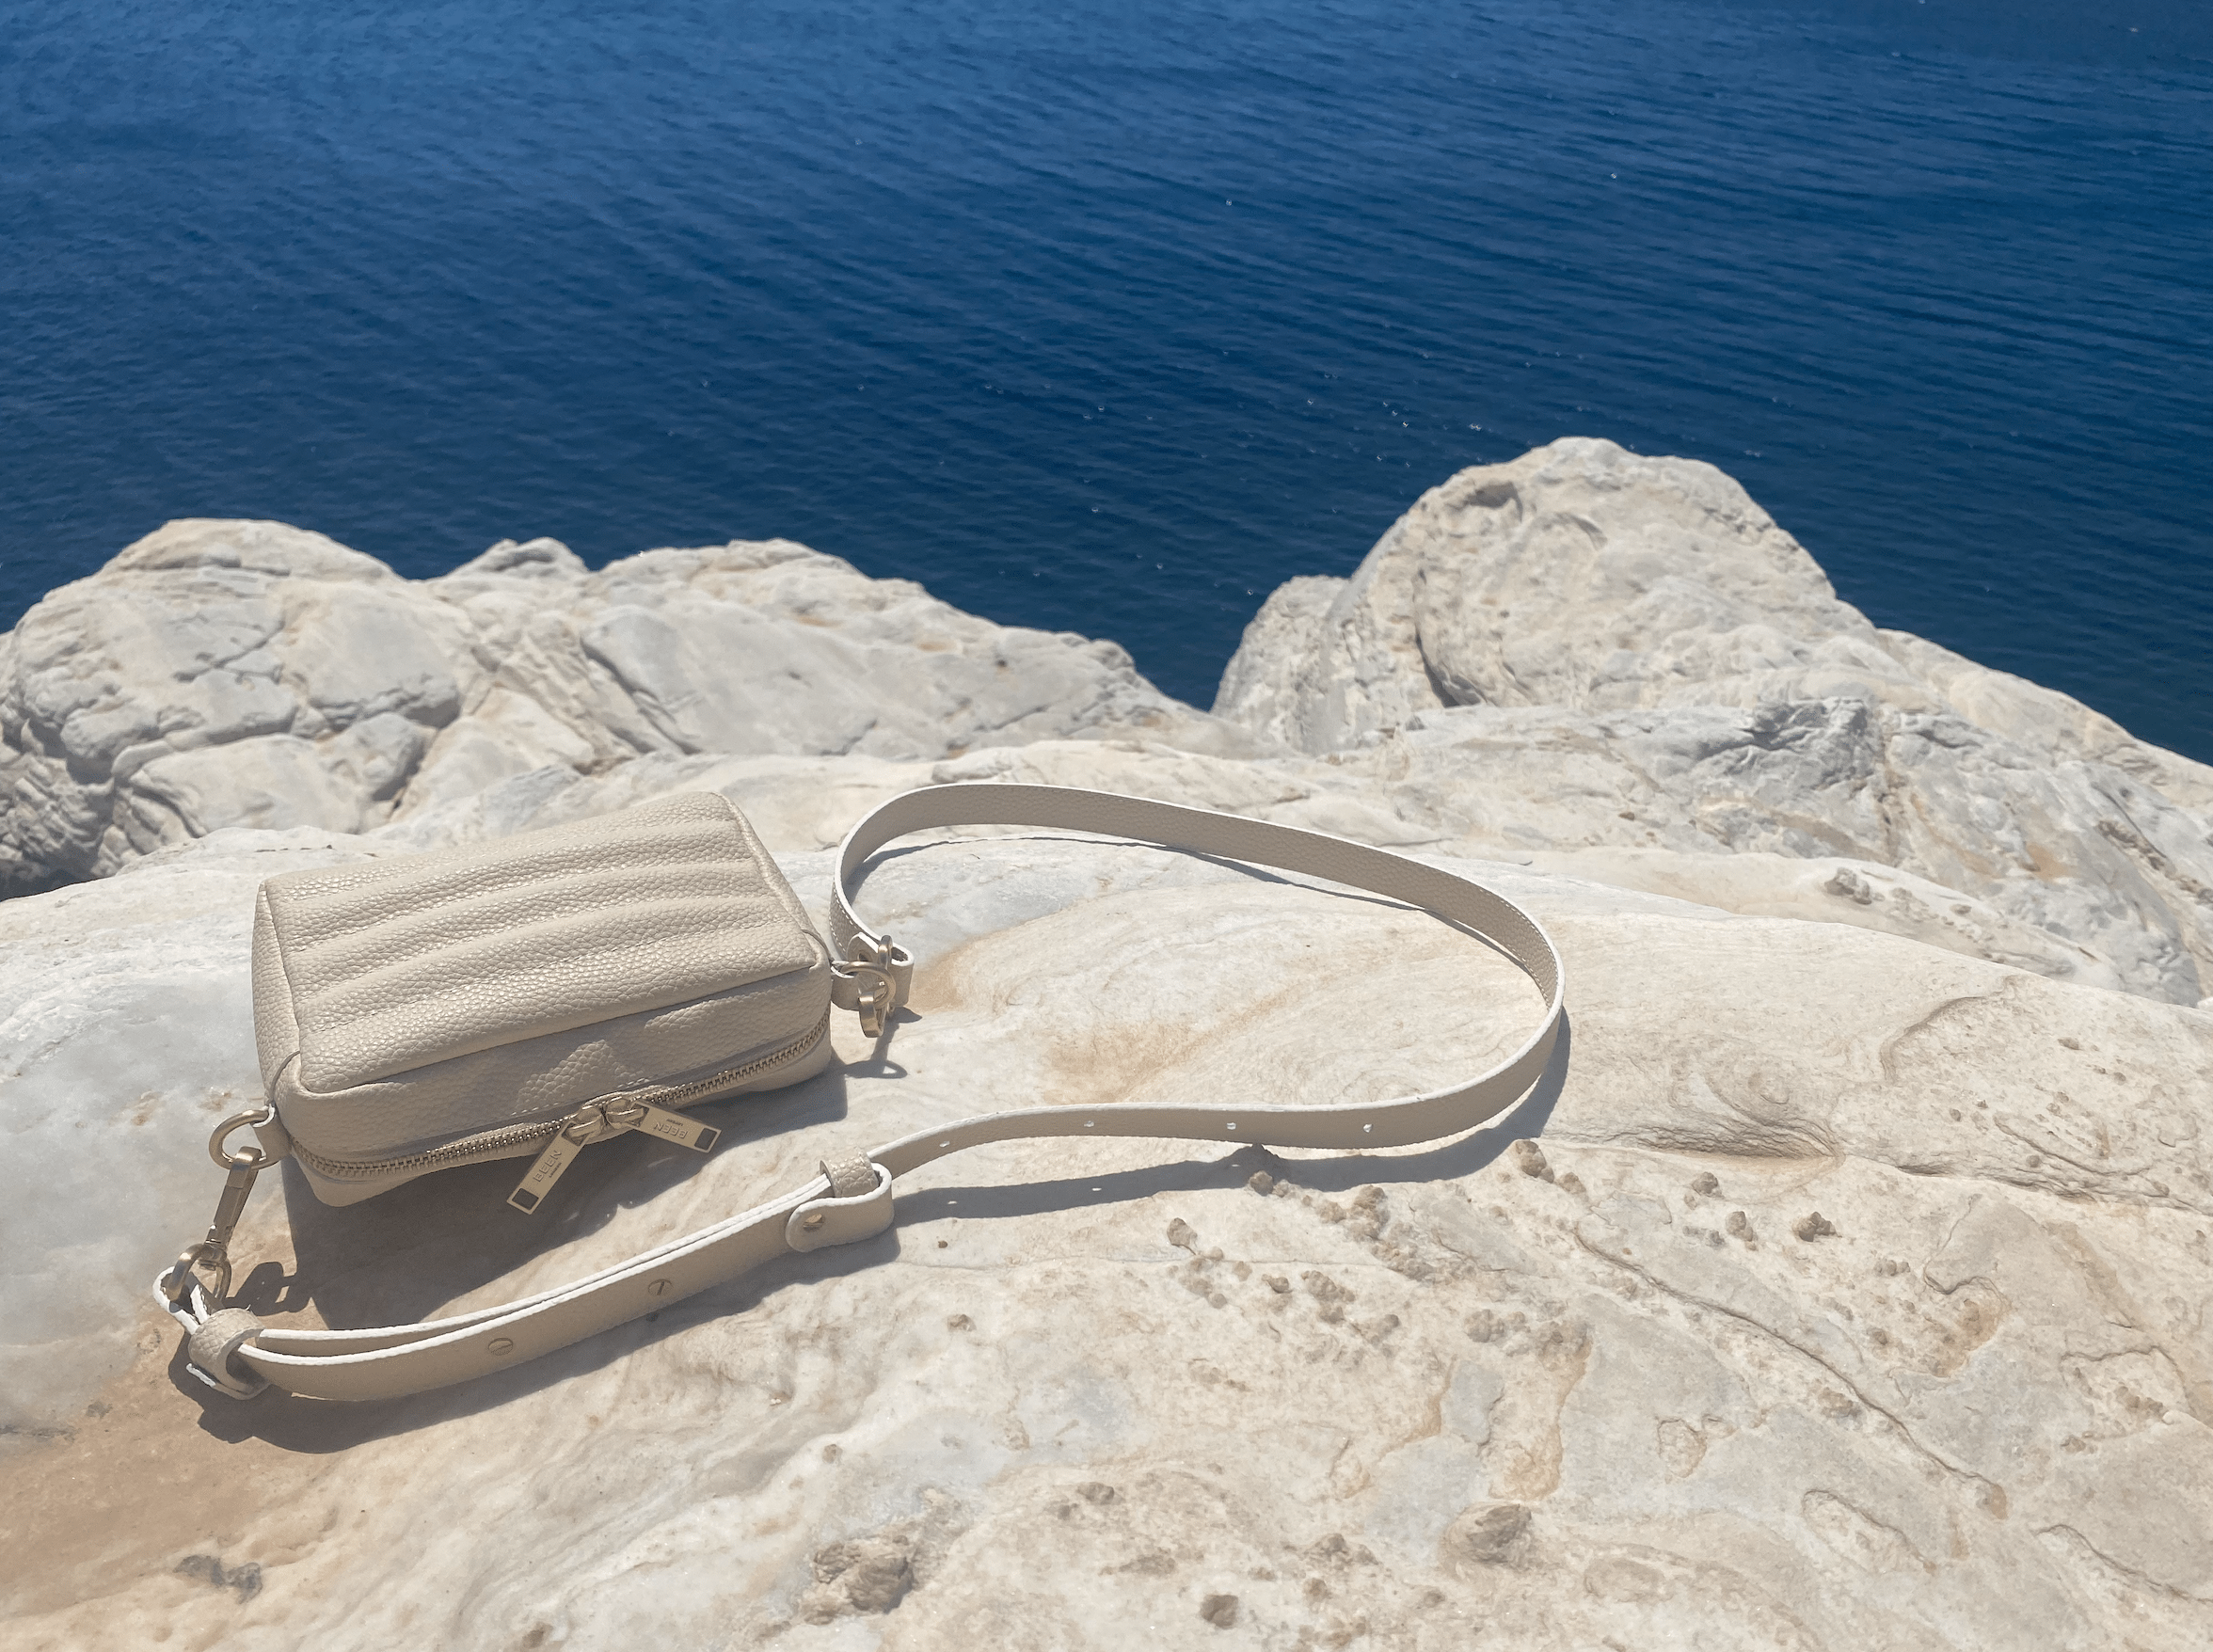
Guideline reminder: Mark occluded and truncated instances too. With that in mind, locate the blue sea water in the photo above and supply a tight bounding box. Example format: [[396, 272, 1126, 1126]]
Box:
[[4, 1, 2209, 758]]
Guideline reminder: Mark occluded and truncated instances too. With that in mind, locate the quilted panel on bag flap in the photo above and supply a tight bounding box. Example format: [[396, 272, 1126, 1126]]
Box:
[[260, 792, 822, 1091]]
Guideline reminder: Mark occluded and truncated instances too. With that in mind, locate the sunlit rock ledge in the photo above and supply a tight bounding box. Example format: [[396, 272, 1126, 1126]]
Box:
[[4, 440, 2210, 1650]]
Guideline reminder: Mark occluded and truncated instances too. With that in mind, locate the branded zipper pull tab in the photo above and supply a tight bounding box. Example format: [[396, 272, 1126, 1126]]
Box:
[[508, 1111, 598, 1214], [631, 1104, 720, 1153], [506, 1101, 721, 1215]]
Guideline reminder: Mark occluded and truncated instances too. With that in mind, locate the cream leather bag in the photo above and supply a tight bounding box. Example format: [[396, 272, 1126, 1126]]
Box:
[[160, 783, 1563, 1404], [248, 791, 847, 1213]]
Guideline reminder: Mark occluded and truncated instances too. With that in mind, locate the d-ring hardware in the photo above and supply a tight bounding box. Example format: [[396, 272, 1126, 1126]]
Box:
[[209, 1104, 278, 1171]]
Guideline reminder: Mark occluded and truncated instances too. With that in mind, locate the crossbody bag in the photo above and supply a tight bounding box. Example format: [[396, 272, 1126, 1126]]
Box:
[[157, 784, 1564, 1404]]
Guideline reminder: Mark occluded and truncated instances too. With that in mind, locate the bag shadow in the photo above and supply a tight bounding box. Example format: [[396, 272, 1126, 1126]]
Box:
[[189, 1014, 1568, 1453], [238, 1059, 856, 1344]]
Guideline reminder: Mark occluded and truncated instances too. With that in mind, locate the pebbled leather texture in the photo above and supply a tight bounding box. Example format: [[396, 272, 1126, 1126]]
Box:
[[212, 783, 1564, 1402], [253, 791, 832, 1192], [262, 793, 819, 1090]]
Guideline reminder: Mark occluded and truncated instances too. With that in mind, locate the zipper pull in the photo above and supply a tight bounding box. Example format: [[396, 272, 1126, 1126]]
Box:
[[507, 1102, 722, 1214], [629, 1103, 721, 1154], [508, 1118, 593, 1214]]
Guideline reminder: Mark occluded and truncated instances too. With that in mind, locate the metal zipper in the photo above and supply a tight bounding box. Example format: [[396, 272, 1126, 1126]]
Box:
[[290, 1008, 832, 1196]]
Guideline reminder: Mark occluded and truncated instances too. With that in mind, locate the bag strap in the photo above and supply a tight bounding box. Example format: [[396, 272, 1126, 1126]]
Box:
[[163, 784, 1565, 1403]]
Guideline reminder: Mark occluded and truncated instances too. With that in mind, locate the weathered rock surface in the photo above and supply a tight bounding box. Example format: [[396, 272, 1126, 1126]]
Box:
[[0, 520, 1242, 892], [1214, 438, 2213, 1004], [5, 445, 2212, 1649], [5, 813, 2212, 1650], [378, 736, 2136, 996], [8, 455, 2212, 1007]]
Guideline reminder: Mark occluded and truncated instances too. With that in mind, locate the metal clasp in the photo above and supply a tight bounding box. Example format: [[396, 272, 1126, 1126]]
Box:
[[847, 963, 896, 1038], [835, 932, 911, 1038], [158, 1105, 279, 1311]]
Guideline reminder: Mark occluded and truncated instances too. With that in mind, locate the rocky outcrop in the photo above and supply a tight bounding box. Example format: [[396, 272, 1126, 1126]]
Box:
[[1214, 438, 2213, 1004], [1213, 437, 2186, 774], [6, 447, 2213, 1649], [8, 463, 2209, 1005], [0, 519, 1244, 892], [5, 806, 2211, 1649]]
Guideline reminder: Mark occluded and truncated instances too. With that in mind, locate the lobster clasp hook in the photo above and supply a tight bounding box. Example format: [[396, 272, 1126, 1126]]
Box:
[[159, 1240, 233, 1311], [161, 1106, 281, 1311]]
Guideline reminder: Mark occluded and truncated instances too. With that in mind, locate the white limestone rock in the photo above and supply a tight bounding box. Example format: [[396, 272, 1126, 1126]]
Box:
[[0, 521, 477, 889], [0, 826, 405, 1430], [375, 736, 2136, 997], [1525, 846, 2128, 994], [1879, 625, 2213, 816], [3, 817, 2211, 1650], [1329, 701, 2208, 1004], [8, 448, 2207, 1009], [1213, 439, 2213, 1004], [410, 533, 1241, 789], [1213, 437, 1932, 747], [8, 441, 2213, 1648], [0, 526, 1244, 891]]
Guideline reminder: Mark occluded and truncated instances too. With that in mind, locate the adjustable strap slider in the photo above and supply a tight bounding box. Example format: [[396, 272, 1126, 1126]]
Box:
[[788, 1157, 895, 1253]]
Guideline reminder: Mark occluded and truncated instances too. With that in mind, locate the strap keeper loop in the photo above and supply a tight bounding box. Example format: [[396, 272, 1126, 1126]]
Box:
[[788, 1160, 896, 1253], [186, 1307, 271, 1401]]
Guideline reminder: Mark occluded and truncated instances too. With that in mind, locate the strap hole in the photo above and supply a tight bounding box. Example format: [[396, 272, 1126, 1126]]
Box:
[[1226, 1122, 1237, 1131], [1362, 1124, 1373, 1134], [1085, 1120, 1095, 1129], [486, 1337, 515, 1356]]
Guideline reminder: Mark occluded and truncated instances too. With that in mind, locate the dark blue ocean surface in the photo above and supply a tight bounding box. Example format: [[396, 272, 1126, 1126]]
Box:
[[5, 2, 2209, 757]]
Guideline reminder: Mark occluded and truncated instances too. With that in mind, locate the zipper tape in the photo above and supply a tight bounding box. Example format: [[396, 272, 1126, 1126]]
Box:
[[292, 1008, 828, 1193]]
